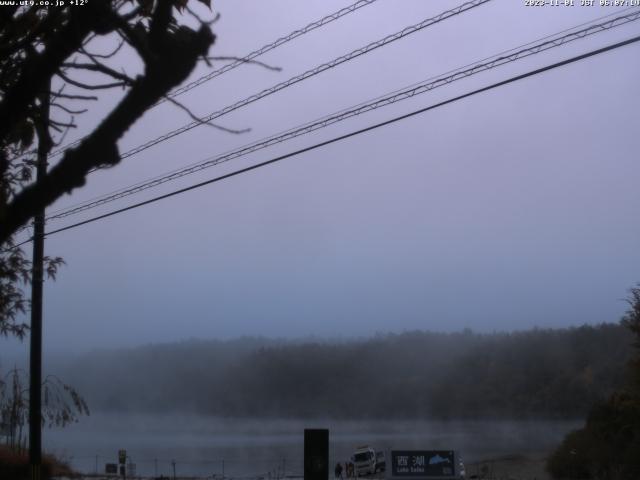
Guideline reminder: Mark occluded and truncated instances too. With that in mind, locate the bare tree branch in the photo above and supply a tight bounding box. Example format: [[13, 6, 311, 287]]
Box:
[[185, 5, 220, 27], [56, 69, 128, 91], [50, 92, 98, 101], [163, 95, 251, 134], [60, 61, 136, 85], [114, 17, 153, 64], [79, 38, 126, 60], [51, 121, 73, 148], [0, 2, 116, 142], [49, 118, 76, 130], [0, 10, 215, 243], [51, 103, 88, 115], [207, 55, 282, 72]]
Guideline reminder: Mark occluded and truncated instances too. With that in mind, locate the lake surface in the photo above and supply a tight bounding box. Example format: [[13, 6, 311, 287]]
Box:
[[43, 414, 580, 477]]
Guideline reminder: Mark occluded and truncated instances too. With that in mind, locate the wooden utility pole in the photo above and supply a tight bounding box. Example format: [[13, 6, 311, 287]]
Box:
[[29, 82, 51, 480]]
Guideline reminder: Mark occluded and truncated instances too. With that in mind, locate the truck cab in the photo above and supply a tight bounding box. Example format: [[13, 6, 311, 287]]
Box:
[[352, 446, 377, 476]]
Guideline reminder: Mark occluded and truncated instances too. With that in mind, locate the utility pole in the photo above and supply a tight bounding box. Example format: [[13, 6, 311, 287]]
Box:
[[29, 81, 51, 480]]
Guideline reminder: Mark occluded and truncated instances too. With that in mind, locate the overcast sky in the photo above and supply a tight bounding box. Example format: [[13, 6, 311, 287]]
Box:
[[4, 0, 640, 355]]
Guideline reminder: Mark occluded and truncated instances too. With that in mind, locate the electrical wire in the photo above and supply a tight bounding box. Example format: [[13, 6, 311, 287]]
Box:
[[164, 0, 381, 100], [46, 0, 382, 159], [49, 6, 637, 218], [44, 8, 640, 223], [26, 33, 639, 243], [10, 0, 375, 164], [48, 0, 492, 163]]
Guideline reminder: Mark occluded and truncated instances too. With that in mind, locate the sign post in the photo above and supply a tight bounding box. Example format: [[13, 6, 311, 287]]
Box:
[[304, 429, 329, 480], [118, 450, 127, 479], [388, 450, 459, 479]]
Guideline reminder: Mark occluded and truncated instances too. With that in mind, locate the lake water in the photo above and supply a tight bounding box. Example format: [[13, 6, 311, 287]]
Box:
[[43, 414, 580, 478]]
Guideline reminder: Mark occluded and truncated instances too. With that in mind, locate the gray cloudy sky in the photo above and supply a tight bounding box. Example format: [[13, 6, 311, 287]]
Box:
[[5, 0, 640, 354]]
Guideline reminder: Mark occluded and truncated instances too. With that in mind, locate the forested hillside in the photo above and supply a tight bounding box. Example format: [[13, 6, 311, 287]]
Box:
[[57, 324, 632, 419]]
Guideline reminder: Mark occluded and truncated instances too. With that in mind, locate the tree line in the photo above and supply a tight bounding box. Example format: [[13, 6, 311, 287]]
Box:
[[54, 324, 633, 419], [547, 288, 640, 479]]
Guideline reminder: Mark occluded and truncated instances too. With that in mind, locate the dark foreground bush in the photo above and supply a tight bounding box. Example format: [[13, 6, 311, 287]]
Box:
[[548, 286, 640, 479], [547, 392, 640, 479], [0, 446, 76, 480]]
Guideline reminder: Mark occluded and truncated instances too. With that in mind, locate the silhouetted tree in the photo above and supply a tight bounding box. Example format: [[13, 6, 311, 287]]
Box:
[[548, 286, 640, 479], [0, 368, 89, 452], [622, 286, 640, 392], [0, 0, 216, 336]]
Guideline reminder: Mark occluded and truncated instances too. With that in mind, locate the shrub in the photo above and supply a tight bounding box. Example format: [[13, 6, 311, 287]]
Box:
[[0, 445, 76, 480], [548, 286, 640, 480]]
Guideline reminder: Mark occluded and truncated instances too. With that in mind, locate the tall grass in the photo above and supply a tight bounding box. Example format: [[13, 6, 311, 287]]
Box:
[[0, 445, 77, 479]]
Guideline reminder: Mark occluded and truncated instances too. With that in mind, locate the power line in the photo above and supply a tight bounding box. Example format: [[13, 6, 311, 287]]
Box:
[[164, 0, 380, 101], [44, 9, 640, 223], [117, 0, 491, 160], [33, 34, 640, 242], [49, 0, 492, 165], [46, 0, 382, 159]]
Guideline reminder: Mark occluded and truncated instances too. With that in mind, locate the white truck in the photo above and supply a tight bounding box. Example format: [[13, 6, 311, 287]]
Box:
[[352, 446, 385, 476]]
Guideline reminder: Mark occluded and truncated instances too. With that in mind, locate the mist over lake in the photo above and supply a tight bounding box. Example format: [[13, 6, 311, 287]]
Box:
[[2, 0, 640, 478], [0, 326, 625, 477], [51, 326, 631, 419], [29, 326, 626, 477], [44, 414, 580, 478]]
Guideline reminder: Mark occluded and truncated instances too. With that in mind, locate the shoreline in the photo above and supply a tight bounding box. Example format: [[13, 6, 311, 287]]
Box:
[[55, 453, 553, 480], [466, 452, 551, 480]]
